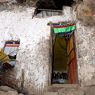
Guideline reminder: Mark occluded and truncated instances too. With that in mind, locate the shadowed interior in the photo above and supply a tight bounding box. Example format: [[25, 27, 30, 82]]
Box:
[[52, 31, 77, 84]]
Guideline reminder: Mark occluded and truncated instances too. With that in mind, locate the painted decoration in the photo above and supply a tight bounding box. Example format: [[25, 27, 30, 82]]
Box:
[[53, 25, 76, 34], [4, 40, 20, 66]]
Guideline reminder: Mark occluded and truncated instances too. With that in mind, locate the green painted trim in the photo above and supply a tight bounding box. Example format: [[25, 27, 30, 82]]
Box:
[[53, 25, 76, 33]]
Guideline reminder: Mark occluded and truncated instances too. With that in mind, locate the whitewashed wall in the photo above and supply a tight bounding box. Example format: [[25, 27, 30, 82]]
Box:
[[76, 21, 95, 84], [0, 6, 68, 94], [0, 5, 95, 94]]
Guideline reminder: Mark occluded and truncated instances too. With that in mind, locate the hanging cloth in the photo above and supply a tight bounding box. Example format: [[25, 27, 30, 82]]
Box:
[[0, 49, 9, 64], [4, 40, 20, 67], [53, 24, 76, 34]]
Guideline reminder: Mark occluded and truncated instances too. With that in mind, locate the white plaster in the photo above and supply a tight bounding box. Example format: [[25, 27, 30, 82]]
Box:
[[0, 5, 95, 94], [0, 6, 73, 93]]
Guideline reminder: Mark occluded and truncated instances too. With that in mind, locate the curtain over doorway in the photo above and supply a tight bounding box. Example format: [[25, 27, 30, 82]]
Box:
[[50, 22, 77, 84]]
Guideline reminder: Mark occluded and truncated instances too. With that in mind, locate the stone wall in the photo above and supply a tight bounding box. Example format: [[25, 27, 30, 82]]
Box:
[[0, 6, 65, 94], [76, 0, 95, 84], [76, 21, 95, 84]]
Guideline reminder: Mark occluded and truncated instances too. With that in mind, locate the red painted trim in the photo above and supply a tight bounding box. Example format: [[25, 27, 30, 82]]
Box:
[[5, 44, 20, 47], [51, 24, 75, 28]]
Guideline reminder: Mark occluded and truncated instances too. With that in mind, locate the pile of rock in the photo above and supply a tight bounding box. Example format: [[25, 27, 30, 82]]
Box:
[[0, 86, 24, 95]]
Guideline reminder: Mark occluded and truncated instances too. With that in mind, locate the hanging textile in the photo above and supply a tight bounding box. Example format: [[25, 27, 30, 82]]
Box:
[[50, 22, 77, 84], [4, 40, 20, 67], [0, 49, 12, 71], [0, 49, 9, 64], [53, 24, 76, 34]]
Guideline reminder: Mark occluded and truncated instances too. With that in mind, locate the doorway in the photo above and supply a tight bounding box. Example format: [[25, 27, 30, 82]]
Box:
[[51, 24, 77, 84]]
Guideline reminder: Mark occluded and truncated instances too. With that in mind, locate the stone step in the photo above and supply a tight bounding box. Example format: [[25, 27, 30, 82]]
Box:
[[44, 89, 84, 95], [48, 84, 79, 92], [84, 86, 95, 95], [52, 84, 79, 88], [44, 92, 58, 95], [58, 87, 84, 95], [44, 84, 84, 95]]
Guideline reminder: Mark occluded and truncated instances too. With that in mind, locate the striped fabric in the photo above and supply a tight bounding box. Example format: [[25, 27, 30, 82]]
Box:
[[53, 25, 76, 34], [5, 44, 19, 47], [4, 40, 20, 67], [5, 41, 20, 44]]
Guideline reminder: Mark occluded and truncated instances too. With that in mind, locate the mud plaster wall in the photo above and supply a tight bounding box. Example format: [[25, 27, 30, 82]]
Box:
[[76, 21, 95, 84], [0, 6, 95, 94]]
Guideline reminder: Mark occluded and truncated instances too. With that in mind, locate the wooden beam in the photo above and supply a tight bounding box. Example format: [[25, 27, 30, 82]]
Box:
[[38, 8, 62, 12]]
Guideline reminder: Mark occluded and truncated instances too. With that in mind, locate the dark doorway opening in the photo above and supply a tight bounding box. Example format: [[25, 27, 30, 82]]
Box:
[[34, 0, 75, 16], [36, 0, 75, 10], [51, 24, 77, 84], [52, 36, 68, 84]]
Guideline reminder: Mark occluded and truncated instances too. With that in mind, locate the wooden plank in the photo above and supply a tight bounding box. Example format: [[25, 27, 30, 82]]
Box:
[[37, 9, 62, 12]]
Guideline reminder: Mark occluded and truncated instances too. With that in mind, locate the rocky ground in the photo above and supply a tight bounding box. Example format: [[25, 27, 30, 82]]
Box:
[[1, 84, 95, 95], [0, 86, 24, 95]]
